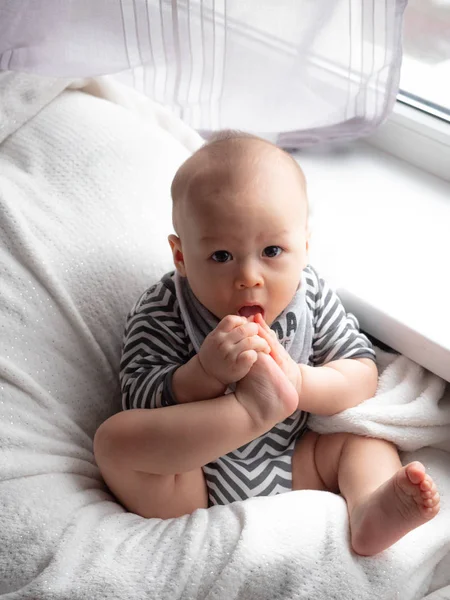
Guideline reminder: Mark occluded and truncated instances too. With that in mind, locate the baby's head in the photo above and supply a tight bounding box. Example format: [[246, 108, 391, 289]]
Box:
[[169, 131, 310, 326]]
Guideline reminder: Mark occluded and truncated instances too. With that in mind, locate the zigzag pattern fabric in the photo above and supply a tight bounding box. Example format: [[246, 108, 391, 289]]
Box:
[[121, 281, 195, 410], [120, 266, 375, 504], [203, 411, 308, 504]]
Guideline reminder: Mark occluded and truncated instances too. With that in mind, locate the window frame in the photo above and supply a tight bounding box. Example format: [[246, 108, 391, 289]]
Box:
[[365, 99, 450, 183]]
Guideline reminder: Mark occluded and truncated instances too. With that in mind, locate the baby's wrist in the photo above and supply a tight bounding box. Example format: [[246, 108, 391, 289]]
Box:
[[196, 354, 227, 394]]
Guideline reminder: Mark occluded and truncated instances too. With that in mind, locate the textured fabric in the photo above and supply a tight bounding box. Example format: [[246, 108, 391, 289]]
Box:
[[120, 266, 376, 505], [1, 72, 450, 600], [0, 0, 407, 147], [310, 350, 450, 453]]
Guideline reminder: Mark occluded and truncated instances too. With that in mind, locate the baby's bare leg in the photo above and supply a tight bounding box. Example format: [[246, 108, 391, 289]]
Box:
[[97, 459, 208, 519], [95, 353, 297, 519], [95, 395, 260, 519], [292, 432, 440, 556]]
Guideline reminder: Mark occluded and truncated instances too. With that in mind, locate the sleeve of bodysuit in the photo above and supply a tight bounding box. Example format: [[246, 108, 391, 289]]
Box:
[[119, 276, 192, 410], [305, 266, 377, 367]]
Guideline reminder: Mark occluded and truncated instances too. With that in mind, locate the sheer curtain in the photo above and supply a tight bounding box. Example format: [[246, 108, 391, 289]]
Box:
[[0, 0, 408, 147]]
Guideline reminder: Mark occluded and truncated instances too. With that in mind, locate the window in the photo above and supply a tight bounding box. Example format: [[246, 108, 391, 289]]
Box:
[[399, 0, 450, 122], [366, 0, 450, 183]]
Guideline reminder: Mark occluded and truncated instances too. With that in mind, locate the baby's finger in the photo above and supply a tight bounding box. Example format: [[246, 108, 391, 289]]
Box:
[[236, 349, 258, 372], [232, 335, 271, 359], [224, 321, 259, 345], [215, 314, 249, 334]]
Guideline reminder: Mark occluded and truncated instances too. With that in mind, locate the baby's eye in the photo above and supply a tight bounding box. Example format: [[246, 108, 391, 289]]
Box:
[[211, 250, 232, 263], [263, 246, 283, 258]]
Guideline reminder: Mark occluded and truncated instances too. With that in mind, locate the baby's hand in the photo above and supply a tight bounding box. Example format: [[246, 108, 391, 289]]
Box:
[[251, 313, 302, 396], [198, 315, 271, 386]]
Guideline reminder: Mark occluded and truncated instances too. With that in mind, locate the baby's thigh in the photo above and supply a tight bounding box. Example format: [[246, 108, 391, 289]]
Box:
[[99, 460, 208, 519], [291, 430, 329, 492], [293, 432, 360, 493]]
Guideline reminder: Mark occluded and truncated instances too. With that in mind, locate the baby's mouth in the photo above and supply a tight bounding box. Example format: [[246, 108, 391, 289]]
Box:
[[238, 305, 264, 319]]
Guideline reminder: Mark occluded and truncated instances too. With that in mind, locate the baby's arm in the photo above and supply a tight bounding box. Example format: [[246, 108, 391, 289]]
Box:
[[297, 358, 377, 415], [297, 270, 378, 415]]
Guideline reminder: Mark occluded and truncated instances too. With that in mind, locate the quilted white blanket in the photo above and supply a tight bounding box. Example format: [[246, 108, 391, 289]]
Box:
[[0, 72, 449, 600]]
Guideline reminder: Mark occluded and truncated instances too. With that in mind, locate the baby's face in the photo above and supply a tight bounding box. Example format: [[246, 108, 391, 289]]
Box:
[[170, 144, 309, 326]]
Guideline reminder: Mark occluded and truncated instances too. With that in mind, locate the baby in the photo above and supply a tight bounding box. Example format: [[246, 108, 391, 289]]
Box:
[[94, 131, 440, 556]]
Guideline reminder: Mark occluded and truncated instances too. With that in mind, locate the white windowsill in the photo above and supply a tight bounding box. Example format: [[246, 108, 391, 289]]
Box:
[[292, 141, 450, 383], [365, 101, 450, 183]]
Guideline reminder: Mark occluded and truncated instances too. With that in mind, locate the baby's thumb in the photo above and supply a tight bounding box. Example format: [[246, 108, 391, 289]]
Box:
[[238, 349, 258, 370]]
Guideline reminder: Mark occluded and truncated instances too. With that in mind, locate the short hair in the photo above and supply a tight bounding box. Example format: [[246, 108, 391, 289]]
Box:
[[171, 129, 308, 232], [201, 129, 306, 189], [205, 129, 263, 145]]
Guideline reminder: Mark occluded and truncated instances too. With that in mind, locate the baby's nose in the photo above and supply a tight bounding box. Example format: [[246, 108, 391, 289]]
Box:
[[235, 262, 263, 289]]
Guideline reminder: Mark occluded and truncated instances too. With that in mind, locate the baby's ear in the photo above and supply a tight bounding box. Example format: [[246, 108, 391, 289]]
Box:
[[168, 234, 187, 276]]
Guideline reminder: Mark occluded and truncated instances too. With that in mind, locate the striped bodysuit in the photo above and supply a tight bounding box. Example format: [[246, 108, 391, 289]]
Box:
[[120, 265, 376, 505]]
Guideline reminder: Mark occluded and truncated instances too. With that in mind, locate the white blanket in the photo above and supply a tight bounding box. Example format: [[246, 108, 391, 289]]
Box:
[[0, 72, 449, 600]]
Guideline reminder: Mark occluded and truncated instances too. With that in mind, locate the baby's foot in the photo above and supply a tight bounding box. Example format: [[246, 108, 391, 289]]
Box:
[[235, 352, 298, 432], [350, 461, 440, 556]]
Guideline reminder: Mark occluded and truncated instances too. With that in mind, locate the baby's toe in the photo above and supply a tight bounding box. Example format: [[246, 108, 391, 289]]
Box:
[[424, 498, 440, 519], [422, 481, 439, 498], [424, 496, 436, 508], [420, 473, 436, 492], [405, 461, 426, 485], [420, 483, 440, 517]]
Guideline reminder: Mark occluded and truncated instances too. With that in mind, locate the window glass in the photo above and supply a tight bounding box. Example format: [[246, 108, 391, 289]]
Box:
[[400, 0, 450, 121]]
